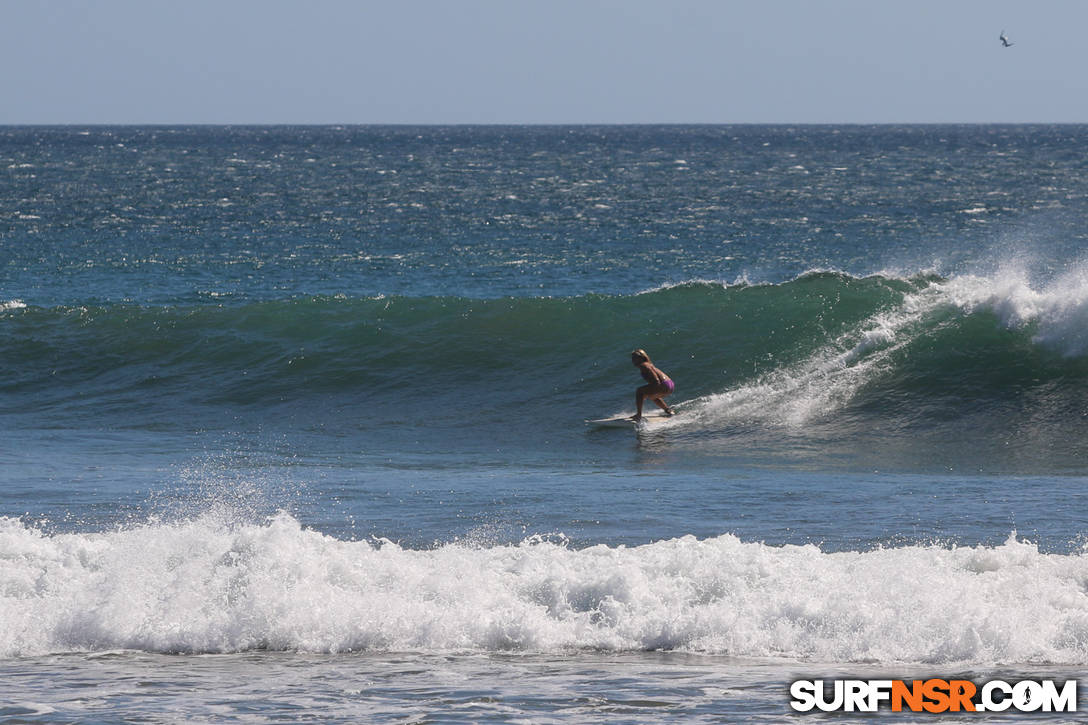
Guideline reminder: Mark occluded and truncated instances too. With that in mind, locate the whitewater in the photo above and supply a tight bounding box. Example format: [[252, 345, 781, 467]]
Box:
[[3, 513, 1088, 666]]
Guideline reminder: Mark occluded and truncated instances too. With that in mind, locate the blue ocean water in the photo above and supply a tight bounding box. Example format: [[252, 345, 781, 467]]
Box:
[[4, 125, 1088, 721]]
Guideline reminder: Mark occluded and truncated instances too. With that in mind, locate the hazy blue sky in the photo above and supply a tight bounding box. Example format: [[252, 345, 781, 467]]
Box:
[[2, 0, 1085, 124]]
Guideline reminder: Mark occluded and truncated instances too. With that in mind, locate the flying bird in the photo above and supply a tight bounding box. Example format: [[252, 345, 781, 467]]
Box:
[[1000, 30, 1014, 47]]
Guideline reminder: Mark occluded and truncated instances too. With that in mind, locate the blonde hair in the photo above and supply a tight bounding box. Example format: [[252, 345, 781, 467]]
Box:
[[630, 349, 650, 363]]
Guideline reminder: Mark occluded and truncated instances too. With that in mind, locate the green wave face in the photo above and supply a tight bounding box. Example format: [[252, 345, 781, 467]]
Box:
[[6, 270, 1088, 464]]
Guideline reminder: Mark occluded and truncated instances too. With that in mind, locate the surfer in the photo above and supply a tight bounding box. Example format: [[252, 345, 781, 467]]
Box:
[[630, 349, 675, 421], [1000, 30, 1013, 47]]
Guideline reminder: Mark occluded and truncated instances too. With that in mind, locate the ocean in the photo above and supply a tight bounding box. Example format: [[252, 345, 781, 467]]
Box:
[[3, 125, 1088, 721]]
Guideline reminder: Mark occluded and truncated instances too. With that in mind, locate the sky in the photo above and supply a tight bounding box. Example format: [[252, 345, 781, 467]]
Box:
[[2, 0, 1086, 124]]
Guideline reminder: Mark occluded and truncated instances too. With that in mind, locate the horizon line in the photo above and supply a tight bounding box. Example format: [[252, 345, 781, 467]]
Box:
[[3, 120, 1088, 127]]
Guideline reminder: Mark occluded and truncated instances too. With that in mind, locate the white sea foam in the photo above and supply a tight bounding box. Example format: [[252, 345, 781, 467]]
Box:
[[690, 286, 935, 427], [0, 515, 1086, 664], [940, 262, 1088, 357], [685, 264, 1088, 427], [1, 300, 27, 310]]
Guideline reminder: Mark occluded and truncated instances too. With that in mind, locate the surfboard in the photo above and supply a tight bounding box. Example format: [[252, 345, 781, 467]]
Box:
[[586, 412, 674, 428]]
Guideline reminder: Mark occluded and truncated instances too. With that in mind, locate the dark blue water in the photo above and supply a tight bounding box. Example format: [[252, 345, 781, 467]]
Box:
[[4, 126, 1088, 721]]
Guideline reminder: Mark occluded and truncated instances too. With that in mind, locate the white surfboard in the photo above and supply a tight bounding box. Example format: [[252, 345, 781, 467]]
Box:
[[586, 412, 674, 428]]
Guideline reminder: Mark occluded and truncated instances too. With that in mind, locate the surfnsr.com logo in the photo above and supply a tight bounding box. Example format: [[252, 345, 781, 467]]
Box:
[[789, 679, 1077, 713]]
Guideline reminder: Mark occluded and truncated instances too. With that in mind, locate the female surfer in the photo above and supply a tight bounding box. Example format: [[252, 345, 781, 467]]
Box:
[[630, 349, 675, 421]]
